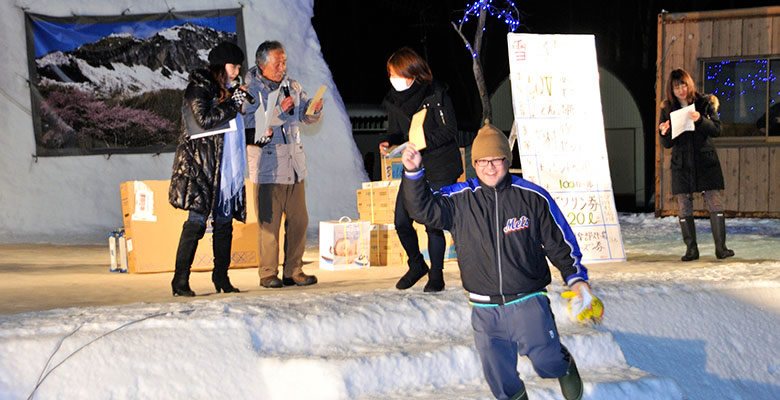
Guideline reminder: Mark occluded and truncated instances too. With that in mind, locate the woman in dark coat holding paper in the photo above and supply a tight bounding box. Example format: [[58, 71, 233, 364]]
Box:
[[379, 47, 462, 292], [658, 68, 734, 261], [168, 42, 249, 296]]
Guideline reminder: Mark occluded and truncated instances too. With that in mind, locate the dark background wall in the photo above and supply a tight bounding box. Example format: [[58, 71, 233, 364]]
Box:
[[311, 0, 774, 206]]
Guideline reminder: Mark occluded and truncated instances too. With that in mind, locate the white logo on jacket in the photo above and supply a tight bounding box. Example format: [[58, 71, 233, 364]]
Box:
[[503, 216, 530, 234]]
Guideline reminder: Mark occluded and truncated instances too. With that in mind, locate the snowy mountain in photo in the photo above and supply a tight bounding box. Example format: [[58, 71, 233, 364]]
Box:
[[35, 22, 235, 97]]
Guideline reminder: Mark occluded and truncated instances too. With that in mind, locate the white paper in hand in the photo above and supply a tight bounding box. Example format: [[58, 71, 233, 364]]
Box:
[[254, 89, 280, 143], [385, 142, 407, 158], [670, 104, 695, 139]]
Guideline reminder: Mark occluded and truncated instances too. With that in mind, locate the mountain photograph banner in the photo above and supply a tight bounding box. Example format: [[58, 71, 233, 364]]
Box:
[[24, 9, 245, 156]]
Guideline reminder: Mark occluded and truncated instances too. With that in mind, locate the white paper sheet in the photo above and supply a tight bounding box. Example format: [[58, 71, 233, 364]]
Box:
[[670, 104, 695, 139], [188, 118, 237, 139], [385, 142, 407, 158], [254, 89, 280, 143]]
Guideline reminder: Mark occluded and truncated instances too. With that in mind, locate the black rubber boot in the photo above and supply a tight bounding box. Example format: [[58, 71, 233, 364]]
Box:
[[679, 217, 699, 262], [172, 221, 206, 297], [212, 221, 239, 293], [710, 213, 735, 259], [395, 255, 429, 290], [509, 387, 528, 400], [423, 265, 445, 292], [558, 353, 583, 400]]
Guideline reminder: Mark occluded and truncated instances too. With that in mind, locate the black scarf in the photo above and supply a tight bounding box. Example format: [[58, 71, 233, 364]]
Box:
[[385, 81, 430, 118]]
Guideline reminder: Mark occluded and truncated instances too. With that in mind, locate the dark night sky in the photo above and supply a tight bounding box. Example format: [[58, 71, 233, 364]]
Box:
[[312, 0, 774, 131], [312, 0, 774, 205]]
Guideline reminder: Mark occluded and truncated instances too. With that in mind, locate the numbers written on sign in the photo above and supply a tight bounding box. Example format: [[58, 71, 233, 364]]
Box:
[[566, 211, 599, 226]]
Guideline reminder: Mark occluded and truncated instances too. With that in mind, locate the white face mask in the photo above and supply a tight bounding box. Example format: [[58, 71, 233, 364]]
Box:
[[390, 77, 412, 92]]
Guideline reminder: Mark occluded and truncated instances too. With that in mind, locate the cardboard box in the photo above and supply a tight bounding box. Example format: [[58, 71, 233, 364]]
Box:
[[370, 224, 407, 266], [356, 181, 399, 224], [120, 180, 259, 274], [380, 155, 404, 181], [319, 218, 371, 270], [383, 148, 466, 182], [414, 222, 457, 262]]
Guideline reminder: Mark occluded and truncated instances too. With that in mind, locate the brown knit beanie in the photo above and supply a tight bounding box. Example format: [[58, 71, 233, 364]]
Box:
[[471, 119, 512, 166]]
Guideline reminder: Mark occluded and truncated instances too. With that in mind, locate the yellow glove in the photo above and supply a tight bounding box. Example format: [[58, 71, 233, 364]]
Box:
[[561, 282, 604, 324]]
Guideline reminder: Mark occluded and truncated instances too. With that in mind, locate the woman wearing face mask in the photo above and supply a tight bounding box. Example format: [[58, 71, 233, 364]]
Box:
[[168, 42, 249, 296], [658, 68, 734, 261], [380, 46, 463, 292]]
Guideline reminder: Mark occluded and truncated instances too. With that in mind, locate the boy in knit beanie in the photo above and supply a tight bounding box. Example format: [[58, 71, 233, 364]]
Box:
[[399, 120, 602, 400]]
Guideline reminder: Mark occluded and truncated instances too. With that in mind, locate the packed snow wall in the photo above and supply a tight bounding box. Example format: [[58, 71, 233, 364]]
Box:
[[0, 0, 367, 243]]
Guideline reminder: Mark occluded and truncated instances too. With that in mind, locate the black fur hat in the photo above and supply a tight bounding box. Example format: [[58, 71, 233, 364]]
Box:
[[208, 42, 244, 65]]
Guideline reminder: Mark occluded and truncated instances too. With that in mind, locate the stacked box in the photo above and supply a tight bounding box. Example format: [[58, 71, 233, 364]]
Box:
[[370, 224, 407, 266], [120, 180, 259, 274], [380, 156, 404, 181], [356, 180, 400, 224], [414, 222, 457, 261]]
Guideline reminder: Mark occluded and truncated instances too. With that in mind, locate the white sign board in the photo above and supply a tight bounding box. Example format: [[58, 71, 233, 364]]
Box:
[[507, 33, 625, 262]]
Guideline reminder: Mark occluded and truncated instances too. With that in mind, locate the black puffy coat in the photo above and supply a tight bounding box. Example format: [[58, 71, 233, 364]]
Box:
[[383, 80, 463, 183], [168, 69, 247, 222], [659, 93, 725, 194]]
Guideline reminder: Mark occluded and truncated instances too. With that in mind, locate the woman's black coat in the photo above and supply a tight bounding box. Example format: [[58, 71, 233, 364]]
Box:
[[383, 80, 463, 183], [168, 69, 247, 222], [659, 93, 725, 194]]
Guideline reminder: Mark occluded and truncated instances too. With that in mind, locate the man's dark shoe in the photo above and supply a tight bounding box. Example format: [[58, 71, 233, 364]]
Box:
[[283, 272, 318, 286], [260, 275, 283, 288]]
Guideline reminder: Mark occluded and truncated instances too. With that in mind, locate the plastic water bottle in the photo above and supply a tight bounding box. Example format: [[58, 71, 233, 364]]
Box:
[[108, 232, 118, 272], [117, 230, 128, 273]]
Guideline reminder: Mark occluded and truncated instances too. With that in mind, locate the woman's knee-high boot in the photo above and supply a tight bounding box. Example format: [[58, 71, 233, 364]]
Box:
[[212, 221, 240, 293], [710, 213, 735, 259], [679, 217, 699, 262], [171, 221, 206, 296]]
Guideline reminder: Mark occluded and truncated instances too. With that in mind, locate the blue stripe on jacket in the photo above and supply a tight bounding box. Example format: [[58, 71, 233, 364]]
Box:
[[509, 176, 588, 285]]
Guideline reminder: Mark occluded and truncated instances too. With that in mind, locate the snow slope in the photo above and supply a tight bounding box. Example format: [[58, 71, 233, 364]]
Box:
[[0, 214, 778, 399]]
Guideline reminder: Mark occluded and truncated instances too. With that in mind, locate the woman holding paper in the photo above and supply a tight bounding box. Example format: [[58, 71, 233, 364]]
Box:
[[168, 42, 249, 296], [380, 47, 463, 292], [659, 68, 734, 261]]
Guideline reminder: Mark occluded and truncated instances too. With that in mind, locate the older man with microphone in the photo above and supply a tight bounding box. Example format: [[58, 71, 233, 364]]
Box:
[[242, 40, 324, 289]]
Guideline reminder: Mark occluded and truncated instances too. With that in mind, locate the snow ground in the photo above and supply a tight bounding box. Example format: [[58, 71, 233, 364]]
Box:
[[0, 213, 778, 399]]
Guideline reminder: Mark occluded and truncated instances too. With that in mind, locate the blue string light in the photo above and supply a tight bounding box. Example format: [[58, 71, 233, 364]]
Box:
[[458, 0, 522, 38]]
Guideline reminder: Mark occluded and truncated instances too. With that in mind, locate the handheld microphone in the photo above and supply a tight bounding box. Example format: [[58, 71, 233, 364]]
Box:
[[231, 78, 255, 104], [281, 82, 294, 115]]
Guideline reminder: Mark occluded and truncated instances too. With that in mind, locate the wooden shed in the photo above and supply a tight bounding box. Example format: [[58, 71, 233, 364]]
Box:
[[655, 6, 780, 218]]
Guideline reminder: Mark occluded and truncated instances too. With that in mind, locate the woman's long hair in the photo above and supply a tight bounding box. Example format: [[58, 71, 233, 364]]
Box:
[[663, 68, 698, 108], [387, 47, 433, 84], [208, 64, 231, 102]]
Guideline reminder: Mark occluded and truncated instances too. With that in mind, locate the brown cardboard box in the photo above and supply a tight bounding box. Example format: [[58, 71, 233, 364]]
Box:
[[120, 180, 259, 274], [370, 224, 407, 266], [380, 155, 404, 181], [414, 222, 457, 262], [382, 148, 466, 182], [356, 181, 400, 224]]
